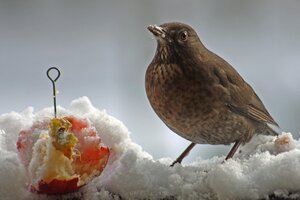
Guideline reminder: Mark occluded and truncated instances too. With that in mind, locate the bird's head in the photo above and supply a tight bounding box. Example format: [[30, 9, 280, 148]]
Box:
[[148, 22, 206, 63]]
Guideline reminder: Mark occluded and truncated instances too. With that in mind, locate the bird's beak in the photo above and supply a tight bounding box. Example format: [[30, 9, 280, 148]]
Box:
[[148, 24, 166, 38]]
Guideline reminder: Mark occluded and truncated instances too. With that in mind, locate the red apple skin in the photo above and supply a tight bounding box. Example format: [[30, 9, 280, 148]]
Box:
[[36, 178, 79, 194]]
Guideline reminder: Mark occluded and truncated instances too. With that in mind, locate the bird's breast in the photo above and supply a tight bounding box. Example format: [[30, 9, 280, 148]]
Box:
[[146, 63, 215, 131]]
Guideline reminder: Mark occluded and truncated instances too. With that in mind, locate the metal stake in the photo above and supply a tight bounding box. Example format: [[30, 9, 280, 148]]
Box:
[[47, 67, 61, 118]]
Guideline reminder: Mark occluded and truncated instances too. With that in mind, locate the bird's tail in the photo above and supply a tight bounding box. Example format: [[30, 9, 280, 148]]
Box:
[[259, 124, 279, 136]]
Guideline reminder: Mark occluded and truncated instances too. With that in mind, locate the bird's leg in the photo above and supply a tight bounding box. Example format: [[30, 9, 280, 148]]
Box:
[[225, 140, 242, 160], [170, 142, 196, 167]]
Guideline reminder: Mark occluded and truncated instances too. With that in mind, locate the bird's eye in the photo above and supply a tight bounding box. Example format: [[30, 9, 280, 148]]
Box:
[[179, 31, 188, 41]]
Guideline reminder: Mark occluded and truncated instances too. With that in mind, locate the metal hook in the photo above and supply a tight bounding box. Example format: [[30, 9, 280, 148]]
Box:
[[47, 67, 61, 118]]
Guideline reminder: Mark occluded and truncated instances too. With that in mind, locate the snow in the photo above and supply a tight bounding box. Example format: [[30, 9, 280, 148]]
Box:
[[1, 96, 300, 200]]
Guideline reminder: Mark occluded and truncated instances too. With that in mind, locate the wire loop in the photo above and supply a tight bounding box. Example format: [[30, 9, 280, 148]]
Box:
[[47, 67, 61, 118]]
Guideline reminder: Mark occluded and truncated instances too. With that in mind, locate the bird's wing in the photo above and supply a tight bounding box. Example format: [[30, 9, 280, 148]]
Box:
[[227, 103, 278, 126], [210, 55, 278, 126]]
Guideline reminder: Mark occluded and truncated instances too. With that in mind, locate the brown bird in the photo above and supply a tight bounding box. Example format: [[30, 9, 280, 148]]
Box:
[[145, 22, 278, 166]]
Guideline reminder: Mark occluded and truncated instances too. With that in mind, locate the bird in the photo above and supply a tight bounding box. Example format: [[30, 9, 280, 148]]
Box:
[[145, 22, 278, 167]]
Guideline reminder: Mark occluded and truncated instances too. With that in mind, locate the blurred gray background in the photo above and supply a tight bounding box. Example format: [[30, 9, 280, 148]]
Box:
[[1, 0, 299, 162]]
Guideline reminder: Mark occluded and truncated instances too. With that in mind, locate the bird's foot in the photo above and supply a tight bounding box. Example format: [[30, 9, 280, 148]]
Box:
[[170, 142, 196, 167], [170, 159, 181, 167]]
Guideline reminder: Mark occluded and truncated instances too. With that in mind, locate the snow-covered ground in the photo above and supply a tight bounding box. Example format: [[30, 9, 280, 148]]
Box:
[[0, 97, 300, 200]]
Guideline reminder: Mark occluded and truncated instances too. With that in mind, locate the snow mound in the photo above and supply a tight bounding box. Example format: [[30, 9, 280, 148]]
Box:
[[0, 96, 300, 200]]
